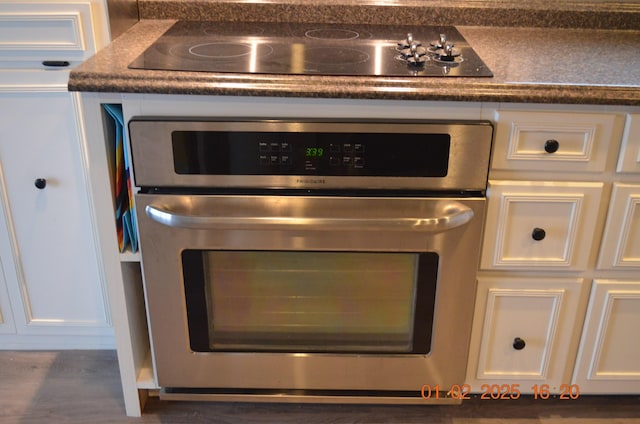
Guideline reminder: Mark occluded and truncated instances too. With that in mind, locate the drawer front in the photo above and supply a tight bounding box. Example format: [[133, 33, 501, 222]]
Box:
[[573, 280, 640, 393], [492, 111, 621, 173], [481, 181, 604, 270], [467, 277, 587, 392], [598, 183, 640, 270], [0, 2, 96, 65], [617, 114, 640, 173]]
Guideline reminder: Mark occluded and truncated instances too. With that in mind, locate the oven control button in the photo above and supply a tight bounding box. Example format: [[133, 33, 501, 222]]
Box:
[[354, 143, 365, 153], [281, 142, 292, 152], [343, 143, 353, 154], [259, 155, 269, 165], [259, 142, 269, 152], [330, 156, 340, 166], [342, 156, 352, 165], [270, 155, 280, 164], [281, 155, 291, 165], [354, 157, 364, 167], [270, 142, 280, 152], [330, 144, 340, 153]]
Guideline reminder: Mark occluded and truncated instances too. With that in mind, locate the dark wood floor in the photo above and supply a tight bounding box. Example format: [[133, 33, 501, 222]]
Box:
[[1, 350, 639, 423]]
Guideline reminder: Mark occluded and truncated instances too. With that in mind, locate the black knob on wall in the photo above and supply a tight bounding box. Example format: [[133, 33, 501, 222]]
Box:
[[531, 227, 546, 241], [34, 178, 47, 189], [513, 337, 526, 350], [544, 139, 560, 153]]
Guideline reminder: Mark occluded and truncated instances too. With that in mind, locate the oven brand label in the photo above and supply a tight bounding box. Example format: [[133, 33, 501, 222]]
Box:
[[296, 178, 326, 185]]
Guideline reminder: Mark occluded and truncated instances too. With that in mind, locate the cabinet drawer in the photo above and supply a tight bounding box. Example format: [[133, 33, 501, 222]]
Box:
[[492, 111, 621, 173], [467, 277, 587, 392], [0, 2, 96, 65], [573, 280, 640, 393], [481, 181, 604, 270], [598, 183, 640, 270], [617, 114, 640, 173]]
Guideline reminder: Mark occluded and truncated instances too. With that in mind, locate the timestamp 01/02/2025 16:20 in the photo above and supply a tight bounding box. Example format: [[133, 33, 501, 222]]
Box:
[[421, 383, 581, 401]]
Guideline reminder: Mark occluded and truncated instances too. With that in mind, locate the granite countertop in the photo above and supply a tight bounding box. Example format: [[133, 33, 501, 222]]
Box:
[[69, 3, 640, 105]]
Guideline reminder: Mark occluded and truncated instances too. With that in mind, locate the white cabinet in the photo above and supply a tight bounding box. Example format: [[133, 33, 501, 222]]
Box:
[[0, 0, 109, 69], [470, 107, 640, 395], [492, 110, 619, 173], [573, 280, 640, 393], [598, 183, 640, 269], [467, 277, 588, 393], [0, 0, 113, 348], [0, 90, 113, 347], [481, 180, 604, 271], [617, 114, 640, 173]]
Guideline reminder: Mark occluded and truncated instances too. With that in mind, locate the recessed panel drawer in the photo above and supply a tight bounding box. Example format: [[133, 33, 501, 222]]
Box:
[[573, 279, 640, 393], [481, 181, 604, 270], [0, 2, 96, 65], [617, 114, 640, 174], [467, 277, 587, 392], [492, 111, 621, 173], [598, 183, 640, 270]]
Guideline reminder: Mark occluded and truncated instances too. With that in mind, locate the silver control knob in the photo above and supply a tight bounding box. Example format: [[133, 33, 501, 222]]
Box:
[[439, 33, 447, 47], [444, 43, 453, 56]]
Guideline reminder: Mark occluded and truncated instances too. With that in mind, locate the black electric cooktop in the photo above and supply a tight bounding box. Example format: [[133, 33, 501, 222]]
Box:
[[129, 21, 493, 78]]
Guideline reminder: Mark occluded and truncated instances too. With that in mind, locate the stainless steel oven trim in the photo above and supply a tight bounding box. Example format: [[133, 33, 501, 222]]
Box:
[[135, 193, 485, 392], [129, 119, 493, 191], [159, 388, 462, 405]]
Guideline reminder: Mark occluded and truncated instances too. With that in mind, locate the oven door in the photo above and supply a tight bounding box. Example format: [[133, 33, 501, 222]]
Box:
[[136, 193, 485, 395]]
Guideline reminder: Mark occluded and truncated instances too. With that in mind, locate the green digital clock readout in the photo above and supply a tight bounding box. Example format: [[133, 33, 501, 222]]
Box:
[[305, 147, 324, 157]]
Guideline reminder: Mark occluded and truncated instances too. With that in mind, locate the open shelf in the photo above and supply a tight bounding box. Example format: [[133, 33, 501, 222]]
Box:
[[136, 350, 157, 389]]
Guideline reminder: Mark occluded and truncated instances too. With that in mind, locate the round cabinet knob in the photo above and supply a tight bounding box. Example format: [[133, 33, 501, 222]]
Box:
[[531, 227, 546, 241], [34, 178, 47, 189], [544, 139, 560, 153], [513, 337, 526, 350]]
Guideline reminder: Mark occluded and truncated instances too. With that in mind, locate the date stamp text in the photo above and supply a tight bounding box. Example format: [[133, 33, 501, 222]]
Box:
[[421, 383, 580, 400]]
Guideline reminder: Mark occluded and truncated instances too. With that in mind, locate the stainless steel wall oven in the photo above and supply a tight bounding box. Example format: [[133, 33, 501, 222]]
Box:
[[130, 119, 493, 403]]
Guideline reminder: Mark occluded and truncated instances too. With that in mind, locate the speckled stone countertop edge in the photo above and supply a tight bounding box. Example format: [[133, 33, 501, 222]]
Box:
[[67, 72, 640, 106]]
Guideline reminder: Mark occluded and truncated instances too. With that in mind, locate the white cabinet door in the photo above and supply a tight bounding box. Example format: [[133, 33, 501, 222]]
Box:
[[466, 277, 588, 393], [617, 114, 640, 173], [573, 280, 640, 393], [481, 180, 604, 271], [0, 91, 110, 335], [598, 183, 640, 269]]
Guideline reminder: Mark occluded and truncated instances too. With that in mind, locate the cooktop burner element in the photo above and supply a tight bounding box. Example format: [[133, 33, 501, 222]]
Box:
[[129, 21, 493, 77]]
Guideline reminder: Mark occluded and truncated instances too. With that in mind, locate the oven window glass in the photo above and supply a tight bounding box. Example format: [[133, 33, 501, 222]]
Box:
[[182, 251, 438, 354]]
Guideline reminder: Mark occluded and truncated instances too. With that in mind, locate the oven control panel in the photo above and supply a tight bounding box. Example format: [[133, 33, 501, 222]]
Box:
[[259, 141, 366, 171], [172, 131, 451, 177]]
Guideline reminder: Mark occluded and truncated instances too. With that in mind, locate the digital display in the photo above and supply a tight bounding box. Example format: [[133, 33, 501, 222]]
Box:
[[305, 147, 324, 158]]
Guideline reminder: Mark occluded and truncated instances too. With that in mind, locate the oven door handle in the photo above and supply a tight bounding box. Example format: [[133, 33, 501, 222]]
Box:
[[144, 202, 474, 232]]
